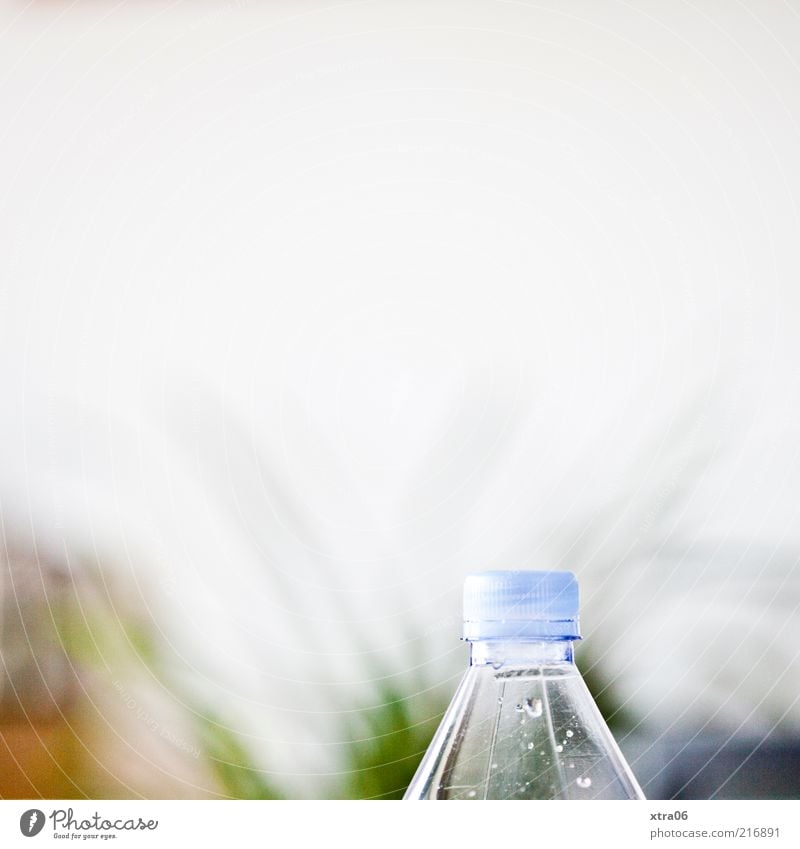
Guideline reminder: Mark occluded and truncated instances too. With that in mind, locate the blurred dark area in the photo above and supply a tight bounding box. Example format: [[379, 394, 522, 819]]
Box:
[[620, 735, 800, 800]]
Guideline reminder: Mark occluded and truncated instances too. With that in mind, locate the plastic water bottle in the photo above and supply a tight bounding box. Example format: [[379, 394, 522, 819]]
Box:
[[404, 571, 645, 799]]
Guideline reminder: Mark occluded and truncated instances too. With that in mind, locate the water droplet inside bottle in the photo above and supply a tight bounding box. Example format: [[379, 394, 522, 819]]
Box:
[[566, 729, 574, 737], [491, 660, 504, 670], [523, 697, 543, 718], [497, 696, 503, 704], [467, 789, 476, 797], [515, 704, 524, 712], [527, 742, 534, 750], [577, 776, 591, 788], [491, 763, 498, 769], [555, 744, 563, 752]]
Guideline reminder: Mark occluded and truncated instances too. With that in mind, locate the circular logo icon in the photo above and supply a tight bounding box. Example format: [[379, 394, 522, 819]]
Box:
[[19, 810, 46, 837]]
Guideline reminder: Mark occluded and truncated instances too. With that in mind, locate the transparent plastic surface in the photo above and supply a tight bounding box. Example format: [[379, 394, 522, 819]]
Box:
[[404, 641, 644, 800]]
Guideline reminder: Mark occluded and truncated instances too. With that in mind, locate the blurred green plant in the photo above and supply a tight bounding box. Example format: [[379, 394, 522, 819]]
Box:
[[193, 712, 283, 800], [578, 646, 638, 734], [341, 684, 445, 799]]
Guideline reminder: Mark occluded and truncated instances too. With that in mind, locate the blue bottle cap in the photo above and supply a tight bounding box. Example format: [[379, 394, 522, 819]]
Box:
[[462, 570, 581, 641]]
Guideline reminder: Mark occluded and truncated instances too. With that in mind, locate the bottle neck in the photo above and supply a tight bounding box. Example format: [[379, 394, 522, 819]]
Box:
[[468, 639, 575, 667]]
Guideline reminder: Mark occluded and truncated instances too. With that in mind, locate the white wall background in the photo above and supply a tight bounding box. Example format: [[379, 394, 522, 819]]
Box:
[[2, 0, 800, 796]]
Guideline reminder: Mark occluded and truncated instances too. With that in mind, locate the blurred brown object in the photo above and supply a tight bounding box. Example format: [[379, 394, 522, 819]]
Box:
[[1, 541, 220, 799], [0, 547, 80, 797]]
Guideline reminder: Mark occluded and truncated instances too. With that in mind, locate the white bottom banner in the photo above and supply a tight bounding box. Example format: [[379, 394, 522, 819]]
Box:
[[1, 800, 797, 848]]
